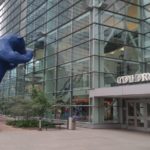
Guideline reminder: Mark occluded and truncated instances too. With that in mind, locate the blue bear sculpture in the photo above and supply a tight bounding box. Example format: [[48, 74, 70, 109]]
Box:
[[0, 34, 33, 82]]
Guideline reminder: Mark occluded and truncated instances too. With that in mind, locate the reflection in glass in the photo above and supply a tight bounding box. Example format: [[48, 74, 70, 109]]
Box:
[[147, 103, 150, 116], [46, 55, 56, 68], [104, 73, 117, 87], [73, 59, 89, 75], [72, 27, 89, 46], [73, 13, 89, 32], [58, 22, 71, 38], [58, 64, 71, 78], [73, 42, 89, 60], [55, 106, 70, 120], [104, 99, 119, 122], [34, 59, 44, 72], [73, 74, 89, 89], [128, 102, 134, 116], [45, 69, 56, 94], [72, 106, 89, 121], [58, 35, 72, 51], [57, 77, 70, 92], [137, 119, 144, 127], [56, 91, 70, 104], [136, 103, 144, 117], [58, 50, 71, 65], [46, 42, 57, 56], [147, 120, 150, 128]]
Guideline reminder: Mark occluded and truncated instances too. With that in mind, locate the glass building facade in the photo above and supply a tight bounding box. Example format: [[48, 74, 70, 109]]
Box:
[[1, 0, 150, 131]]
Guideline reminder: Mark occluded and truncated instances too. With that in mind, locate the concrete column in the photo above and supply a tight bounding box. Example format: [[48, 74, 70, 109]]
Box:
[[91, 97, 104, 124], [91, 6, 100, 89], [99, 98, 104, 123], [91, 0, 105, 124]]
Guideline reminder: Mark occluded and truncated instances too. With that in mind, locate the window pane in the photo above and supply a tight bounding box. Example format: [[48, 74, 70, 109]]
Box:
[[128, 102, 134, 116]]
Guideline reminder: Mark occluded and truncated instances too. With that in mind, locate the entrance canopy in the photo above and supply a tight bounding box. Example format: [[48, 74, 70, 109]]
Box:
[[90, 83, 150, 98]]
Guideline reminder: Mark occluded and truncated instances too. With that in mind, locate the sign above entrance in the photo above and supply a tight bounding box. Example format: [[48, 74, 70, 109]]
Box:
[[117, 73, 150, 84]]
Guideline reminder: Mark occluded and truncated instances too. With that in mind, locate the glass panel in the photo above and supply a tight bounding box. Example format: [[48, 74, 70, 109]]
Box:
[[72, 106, 89, 121], [104, 43, 142, 61], [47, 18, 57, 32], [73, 0, 89, 18], [73, 13, 89, 32], [46, 42, 57, 56], [58, 8, 72, 26], [45, 68, 56, 80], [45, 55, 56, 68], [104, 99, 119, 122], [34, 59, 44, 72], [128, 102, 134, 116], [104, 73, 117, 87], [73, 59, 89, 75], [108, 1, 125, 16], [73, 74, 89, 89], [58, 49, 71, 65], [143, 0, 150, 6], [72, 27, 89, 46], [58, 22, 72, 39], [33, 72, 44, 91], [122, 100, 126, 124], [104, 58, 122, 75], [47, 5, 58, 20], [58, 35, 72, 52], [73, 42, 89, 60], [58, 0, 72, 13], [102, 12, 125, 30], [45, 79, 56, 94], [136, 103, 145, 117], [128, 119, 135, 126], [26, 62, 33, 74], [147, 120, 150, 128], [145, 48, 150, 62], [57, 77, 70, 91], [46, 31, 57, 45], [47, 0, 58, 9], [72, 93, 89, 105], [104, 58, 141, 77], [34, 38, 45, 60], [55, 106, 70, 120], [147, 103, 150, 116], [25, 74, 33, 95], [137, 119, 144, 127], [56, 91, 70, 104], [58, 64, 71, 78]]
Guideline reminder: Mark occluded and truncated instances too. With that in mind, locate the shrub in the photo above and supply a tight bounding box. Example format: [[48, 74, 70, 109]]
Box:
[[6, 120, 55, 128]]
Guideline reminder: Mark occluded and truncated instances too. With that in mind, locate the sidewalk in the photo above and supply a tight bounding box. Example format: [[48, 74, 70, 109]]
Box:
[[0, 116, 150, 150]]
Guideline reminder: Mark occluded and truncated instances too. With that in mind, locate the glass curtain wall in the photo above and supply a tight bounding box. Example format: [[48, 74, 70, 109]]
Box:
[[45, 0, 91, 121], [1, 0, 150, 124], [143, 1, 150, 72], [93, 0, 145, 87]]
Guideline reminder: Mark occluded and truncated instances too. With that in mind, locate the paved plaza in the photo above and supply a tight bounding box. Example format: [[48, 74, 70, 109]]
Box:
[[0, 117, 150, 150]]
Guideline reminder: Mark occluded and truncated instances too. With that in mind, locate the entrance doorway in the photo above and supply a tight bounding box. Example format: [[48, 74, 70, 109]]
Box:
[[126, 99, 150, 131]]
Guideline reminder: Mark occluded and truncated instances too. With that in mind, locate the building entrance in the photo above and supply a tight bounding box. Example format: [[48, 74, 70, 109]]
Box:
[[125, 99, 150, 132]]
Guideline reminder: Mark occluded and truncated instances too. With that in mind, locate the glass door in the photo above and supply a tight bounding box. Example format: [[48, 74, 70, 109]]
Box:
[[127, 100, 146, 130], [127, 102, 135, 127]]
